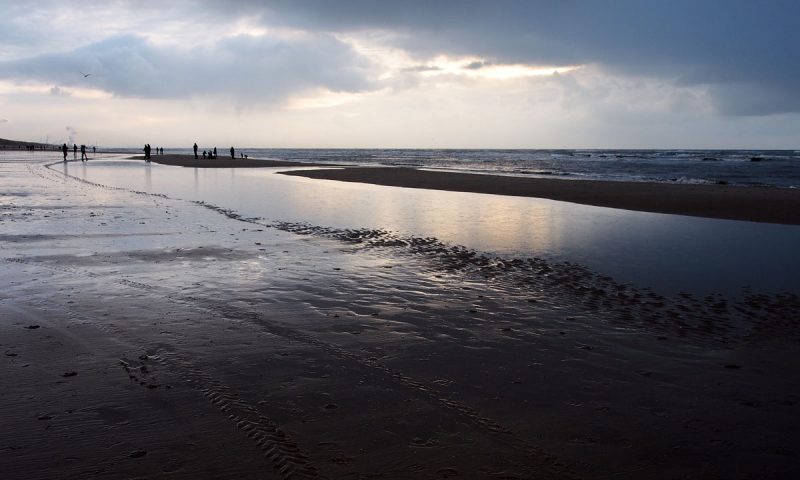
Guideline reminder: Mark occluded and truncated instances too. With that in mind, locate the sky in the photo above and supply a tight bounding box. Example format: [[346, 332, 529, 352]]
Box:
[[0, 0, 798, 149]]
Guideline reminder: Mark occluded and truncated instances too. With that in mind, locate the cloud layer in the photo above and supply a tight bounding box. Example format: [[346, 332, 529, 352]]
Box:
[[1, 0, 797, 148], [2, 0, 798, 115], [1, 33, 373, 105], [250, 0, 800, 115]]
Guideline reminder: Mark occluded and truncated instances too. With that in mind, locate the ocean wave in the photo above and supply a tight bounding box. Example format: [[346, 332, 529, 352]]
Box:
[[513, 169, 569, 176]]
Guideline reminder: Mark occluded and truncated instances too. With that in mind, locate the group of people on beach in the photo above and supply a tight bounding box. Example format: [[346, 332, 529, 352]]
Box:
[[143, 144, 164, 162], [61, 143, 93, 162], [192, 143, 245, 160], [193, 143, 218, 159]]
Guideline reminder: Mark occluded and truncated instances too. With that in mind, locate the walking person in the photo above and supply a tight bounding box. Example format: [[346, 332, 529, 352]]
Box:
[[213, 147, 217, 159], [80, 144, 87, 161], [193, 142, 198, 159], [230, 146, 235, 159], [73, 144, 77, 159], [61, 143, 68, 162]]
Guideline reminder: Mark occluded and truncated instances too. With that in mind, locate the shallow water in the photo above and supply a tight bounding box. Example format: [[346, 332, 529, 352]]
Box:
[[71, 157, 800, 295], [107, 147, 800, 187]]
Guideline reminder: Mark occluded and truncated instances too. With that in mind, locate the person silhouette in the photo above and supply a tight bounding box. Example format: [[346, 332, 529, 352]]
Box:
[[202, 150, 207, 159], [80, 144, 87, 161], [193, 143, 198, 159], [92, 146, 96, 154], [73, 144, 77, 158], [62, 143, 68, 161], [230, 146, 235, 159], [213, 147, 217, 159]]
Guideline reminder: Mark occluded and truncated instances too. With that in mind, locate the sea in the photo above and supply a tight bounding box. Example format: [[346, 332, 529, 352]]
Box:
[[110, 148, 800, 188]]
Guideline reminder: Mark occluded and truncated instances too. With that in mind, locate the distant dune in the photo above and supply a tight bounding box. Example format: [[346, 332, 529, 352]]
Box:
[[0, 137, 57, 149]]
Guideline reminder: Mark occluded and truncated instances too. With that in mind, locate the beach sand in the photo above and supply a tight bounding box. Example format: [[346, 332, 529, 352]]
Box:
[[2, 153, 800, 479]]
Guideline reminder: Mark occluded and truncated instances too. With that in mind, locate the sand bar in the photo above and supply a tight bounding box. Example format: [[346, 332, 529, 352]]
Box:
[[280, 166, 800, 225], [141, 153, 335, 168]]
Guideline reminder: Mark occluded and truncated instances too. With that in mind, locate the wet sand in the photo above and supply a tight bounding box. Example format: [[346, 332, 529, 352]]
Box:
[[281, 166, 800, 225], [143, 153, 333, 168], [2, 153, 800, 479]]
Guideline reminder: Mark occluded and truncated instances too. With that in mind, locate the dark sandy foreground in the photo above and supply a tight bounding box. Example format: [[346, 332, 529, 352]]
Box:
[[280, 167, 800, 225], [2, 153, 800, 479]]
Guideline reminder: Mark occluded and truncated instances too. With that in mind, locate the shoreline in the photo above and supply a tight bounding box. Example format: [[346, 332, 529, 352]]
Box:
[[131, 153, 334, 168], [279, 166, 800, 225]]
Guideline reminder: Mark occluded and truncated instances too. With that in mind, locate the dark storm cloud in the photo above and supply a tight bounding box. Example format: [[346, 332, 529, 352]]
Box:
[[464, 61, 490, 71], [244, 0, 800, 115], [0, 33, 373, 104]]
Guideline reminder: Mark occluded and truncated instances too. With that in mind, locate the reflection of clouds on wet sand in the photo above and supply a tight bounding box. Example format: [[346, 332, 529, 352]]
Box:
[[79, 158, 800, 295]]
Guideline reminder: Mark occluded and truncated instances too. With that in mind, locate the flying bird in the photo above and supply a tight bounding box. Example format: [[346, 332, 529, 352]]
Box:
[[80, 72, 91, 78]]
